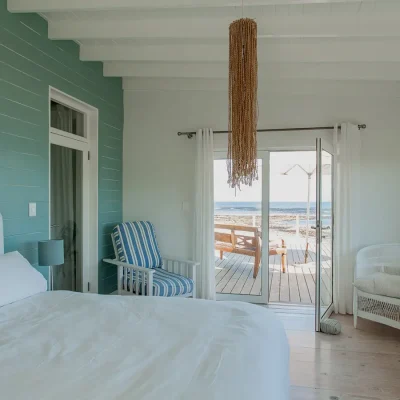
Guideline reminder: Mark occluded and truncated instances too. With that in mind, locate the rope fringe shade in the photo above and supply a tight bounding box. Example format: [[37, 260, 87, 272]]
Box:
[[228, 18, 258, 189]]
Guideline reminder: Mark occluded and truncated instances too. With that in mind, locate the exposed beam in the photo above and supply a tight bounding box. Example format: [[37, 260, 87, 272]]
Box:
[[123, 78, 229, 92], [49, 15, 400, 40], [104, 61, 400, 81], [8, 0, 382, 13], [122, 77, 400, 98], [81, 40, 400, 63]]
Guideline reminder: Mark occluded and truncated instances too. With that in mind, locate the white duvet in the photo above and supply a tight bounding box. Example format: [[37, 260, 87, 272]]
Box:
[[0, 292, 289, 400]]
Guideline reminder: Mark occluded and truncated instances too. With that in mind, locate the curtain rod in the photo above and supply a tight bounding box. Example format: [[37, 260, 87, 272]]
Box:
[[177, 124, 367, 139]]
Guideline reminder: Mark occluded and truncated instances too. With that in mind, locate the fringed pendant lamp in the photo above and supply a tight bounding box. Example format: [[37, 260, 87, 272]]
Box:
[[227, 17, 258, 189]]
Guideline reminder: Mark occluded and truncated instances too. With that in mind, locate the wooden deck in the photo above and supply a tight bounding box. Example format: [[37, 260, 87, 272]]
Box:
[[215, 240, 332, 305]]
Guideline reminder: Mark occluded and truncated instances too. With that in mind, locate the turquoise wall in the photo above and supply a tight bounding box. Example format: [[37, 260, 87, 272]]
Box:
[[0, 1, 123, 294]]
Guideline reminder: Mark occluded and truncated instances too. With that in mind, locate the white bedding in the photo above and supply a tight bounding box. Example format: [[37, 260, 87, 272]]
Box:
[[0, 292, 289, 400]]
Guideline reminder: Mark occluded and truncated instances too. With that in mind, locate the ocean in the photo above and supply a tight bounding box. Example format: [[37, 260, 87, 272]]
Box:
[[215, 201, 332, 226]]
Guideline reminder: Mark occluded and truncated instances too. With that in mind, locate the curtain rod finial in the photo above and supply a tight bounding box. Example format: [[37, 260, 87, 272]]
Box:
[[177, 131, 194, 139]]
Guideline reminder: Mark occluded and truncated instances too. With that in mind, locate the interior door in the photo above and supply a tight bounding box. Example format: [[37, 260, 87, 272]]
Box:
[[50, 134, 90, 293], [214, 151, 269, 304], [315, 139, 334, 331]]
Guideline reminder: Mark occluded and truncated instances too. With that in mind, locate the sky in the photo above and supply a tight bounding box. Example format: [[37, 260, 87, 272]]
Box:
[[214, 151, 332, 203]]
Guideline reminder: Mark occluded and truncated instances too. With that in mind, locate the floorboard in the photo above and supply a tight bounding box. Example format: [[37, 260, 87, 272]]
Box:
[[288, 263, 301, 303], [269, 256, 280, 302], [250, 266, 262, 296], [224, 255, 251, 294], [263, 305, 400, 400], [216, 254, 245, 292], [281, 314, 400, 400]]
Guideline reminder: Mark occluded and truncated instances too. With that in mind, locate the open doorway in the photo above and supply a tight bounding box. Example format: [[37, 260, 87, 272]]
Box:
[[50, 144, 83, 291], [212, 146, 334, 320], [269, 151, 333, 310], [49, 88, 98, 293], [214, 155, 269, 303]]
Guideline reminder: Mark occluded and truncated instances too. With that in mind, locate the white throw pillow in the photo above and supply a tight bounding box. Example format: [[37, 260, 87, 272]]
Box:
[[0, 251, 47, 307], [354, 272, 400, 299], [354, 274, 376, 294]]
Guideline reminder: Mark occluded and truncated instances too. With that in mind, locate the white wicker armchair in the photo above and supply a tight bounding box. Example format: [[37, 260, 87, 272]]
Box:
[[354, 244, 400, 330]]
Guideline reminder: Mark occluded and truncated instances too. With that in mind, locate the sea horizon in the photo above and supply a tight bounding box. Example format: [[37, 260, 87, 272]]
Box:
[[215, 201, 331, 213], [215, 201, 331, 226]]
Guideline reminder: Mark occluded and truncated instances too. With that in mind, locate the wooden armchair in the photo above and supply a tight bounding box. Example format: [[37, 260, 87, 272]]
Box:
[[215, 224, 287, 278], [103, 221, 198, 298]]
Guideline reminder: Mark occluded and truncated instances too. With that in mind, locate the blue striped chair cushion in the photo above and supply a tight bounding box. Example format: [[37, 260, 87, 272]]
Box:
[[125, 269, 194, 297], [112, 221, 163, 269]]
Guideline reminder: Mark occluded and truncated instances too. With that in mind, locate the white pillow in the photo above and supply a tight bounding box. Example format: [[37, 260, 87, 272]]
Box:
[[382, 265, 400, 275], [354, 272, 400, 299], [0, 251, 48, 307]]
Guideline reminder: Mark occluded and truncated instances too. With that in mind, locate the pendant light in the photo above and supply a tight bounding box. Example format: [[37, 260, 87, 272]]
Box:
[[227, 2, 258, 189]]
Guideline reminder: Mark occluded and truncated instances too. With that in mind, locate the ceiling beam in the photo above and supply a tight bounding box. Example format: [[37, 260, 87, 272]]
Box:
[[81, 41, 400, 63], [48, 15, 400, 40], [104, 61, 400, 81], [8, 0, 382, 13], [122, 77, 400, 98]]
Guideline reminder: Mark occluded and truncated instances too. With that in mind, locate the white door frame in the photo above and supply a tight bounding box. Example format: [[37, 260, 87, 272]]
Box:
[[214, 151, 270, 304], [315, 138, 335, 331], [49, 87, 99, 293], [213, 132, 335, 305]]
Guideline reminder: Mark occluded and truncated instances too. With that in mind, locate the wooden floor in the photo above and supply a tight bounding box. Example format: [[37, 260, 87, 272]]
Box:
[[270, 309, 400, 400], [215, 239, 332, 305]]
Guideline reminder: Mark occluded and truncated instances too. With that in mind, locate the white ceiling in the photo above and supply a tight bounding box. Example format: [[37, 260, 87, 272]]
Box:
[[8, 0, 400, 92]]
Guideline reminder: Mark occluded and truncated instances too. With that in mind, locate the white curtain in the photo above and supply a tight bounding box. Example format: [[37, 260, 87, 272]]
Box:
[[333, 122, 361, 314], [194, 128, 216, 300], [51, 145, 77, 291], [51, 102, 84, 137]]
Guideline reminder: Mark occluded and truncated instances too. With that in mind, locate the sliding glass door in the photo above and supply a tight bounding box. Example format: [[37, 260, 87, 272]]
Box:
[[213, 138, 335, 315], [315, 139, 334, 331], [214, 152, 269, 303]]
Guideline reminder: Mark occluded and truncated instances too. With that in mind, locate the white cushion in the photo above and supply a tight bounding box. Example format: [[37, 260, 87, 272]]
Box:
[[0, 251, 47, 307], [382, 265, 400, 275], [354, 272, 400, 299]]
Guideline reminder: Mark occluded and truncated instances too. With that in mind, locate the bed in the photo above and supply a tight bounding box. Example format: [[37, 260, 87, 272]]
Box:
[[0, 214, 289, 400]]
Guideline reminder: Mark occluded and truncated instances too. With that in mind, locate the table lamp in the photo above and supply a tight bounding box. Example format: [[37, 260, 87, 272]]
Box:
[[38, 240, 64, 291]]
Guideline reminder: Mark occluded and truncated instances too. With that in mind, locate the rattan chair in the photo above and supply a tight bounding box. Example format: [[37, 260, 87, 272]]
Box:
[[354, 244, 400, 330]]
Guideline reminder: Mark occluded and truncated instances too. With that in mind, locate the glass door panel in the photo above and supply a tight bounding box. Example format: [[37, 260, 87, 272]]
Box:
[[51, 101, 85, 137], [214, 153, 269, 303], [316, 139, 334, 331], [269, 151, 317, 306]]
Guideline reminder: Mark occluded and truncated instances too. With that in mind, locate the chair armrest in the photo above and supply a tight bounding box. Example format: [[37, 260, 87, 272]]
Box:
[[103, 259, 155, 296], [103, 259, 155, 275], [162, 257, 198, 283], [162, 256, 199, 267]]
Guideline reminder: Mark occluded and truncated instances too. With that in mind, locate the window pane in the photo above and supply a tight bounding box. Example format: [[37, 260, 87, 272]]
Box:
[[51, 101, 84, 137]]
